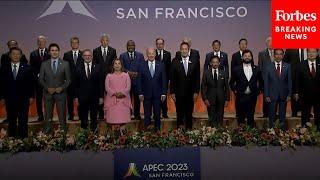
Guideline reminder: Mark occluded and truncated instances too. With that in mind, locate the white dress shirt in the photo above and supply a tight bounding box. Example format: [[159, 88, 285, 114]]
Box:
[[157, 49, 163, 60], [213, 51, 221, 58], [182, 56, 189, 75], [85, 62, 92, 77], [243, 63, 252, 94], [211, 68, 219, 79], [275, 61, 282, 74], [11, 62, 20, 73]]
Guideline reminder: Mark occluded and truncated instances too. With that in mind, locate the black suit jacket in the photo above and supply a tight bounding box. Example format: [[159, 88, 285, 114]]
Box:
[[203, 51, 229, 78], [175, 49, 200, 63], [63, 50, 83, 82], [93, 46, 117, 75], [170, 56, 200, 96], [1, 52, 28, 67], [201, 68, 230, 104], [0, 62, 34, 101], [229, 64, 263, 96], [156, 49, 171, 82], [30, 48, 51, 76], [74, 62, 104, 101], [295, 60, 320, 101]]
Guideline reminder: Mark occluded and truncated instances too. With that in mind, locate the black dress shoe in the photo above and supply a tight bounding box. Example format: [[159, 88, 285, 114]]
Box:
[[162, 114, 169, 118], [135, 116, 142, 120], [68, 116, 74, 121]]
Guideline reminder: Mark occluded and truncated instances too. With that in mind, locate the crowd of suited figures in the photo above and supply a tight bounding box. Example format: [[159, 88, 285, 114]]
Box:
[[0, 35, 319, 139]]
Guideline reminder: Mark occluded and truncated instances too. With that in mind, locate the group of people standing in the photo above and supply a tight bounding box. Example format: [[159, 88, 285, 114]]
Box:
[[0, 35, 319, 139]]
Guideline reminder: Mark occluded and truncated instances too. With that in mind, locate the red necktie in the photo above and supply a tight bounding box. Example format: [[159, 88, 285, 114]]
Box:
[[311, 63, 316, 77], [276, 63, 281, 78]]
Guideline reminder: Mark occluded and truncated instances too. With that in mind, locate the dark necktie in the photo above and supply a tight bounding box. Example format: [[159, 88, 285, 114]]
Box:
[[213, 69, 218, 87], [52, 60, 57, 74], [103, 48, 107, 62], [129, 53, 133, 60], [13, 64, 17, 80], [73, 51, 78, 65], [86, 62, 91, 78], [276, 63, 281, 78], [311, 63, 316, 77], [40, 50, 44, 60]]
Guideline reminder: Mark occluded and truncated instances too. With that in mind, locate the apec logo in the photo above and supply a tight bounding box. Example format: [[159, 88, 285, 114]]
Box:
[[38, 0, 97, 20], [275, 10, 317, 22]]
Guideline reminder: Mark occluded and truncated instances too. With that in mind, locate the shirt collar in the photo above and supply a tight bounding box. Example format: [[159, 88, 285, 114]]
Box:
[[182, 56, 189, 61], [275, 61, 282, 66], [11, 62, 20, 68], [101, 46, 108, 51], [51, 58, 59, 62], [308, 59, 316, 65], [72, 49, 79, 54]]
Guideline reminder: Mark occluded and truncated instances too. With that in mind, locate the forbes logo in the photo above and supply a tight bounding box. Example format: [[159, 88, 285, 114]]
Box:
[[275, 10, 317, 22]]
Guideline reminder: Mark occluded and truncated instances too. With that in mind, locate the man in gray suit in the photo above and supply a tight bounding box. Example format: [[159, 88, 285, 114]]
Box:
[[258, 37, 273, 118], [264, 49, 292, 129], [201, 55, 230, 127], [39, 43, 71, 132]]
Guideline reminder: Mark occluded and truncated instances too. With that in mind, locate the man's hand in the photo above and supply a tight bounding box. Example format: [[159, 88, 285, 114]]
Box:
[[99, 98, 104, 105], [193, 93, 198, 101], [294, 94, 299, 101], [55, 87, 63, 94], [161, 95, 166, 102], [29, 98, 34, 104], [286, 96, 291, 102], [204, 99, 210, 107], [265, 97, 271, 103], [171, 94, 176, 102], [139, 95, 144, 102], [48, 88, 56, 95]]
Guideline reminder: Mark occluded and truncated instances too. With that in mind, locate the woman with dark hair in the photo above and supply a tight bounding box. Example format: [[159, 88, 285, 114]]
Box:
[[104, 59, 132, 128]]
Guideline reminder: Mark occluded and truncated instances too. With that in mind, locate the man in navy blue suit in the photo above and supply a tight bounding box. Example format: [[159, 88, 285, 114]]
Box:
[[264, 49, 292, 129], [137, 48, 167, 130], [0, 47, 34, 138], [119, 40, 144, 120], [203, 40, 229, 78], [229, 49, 263, 128]]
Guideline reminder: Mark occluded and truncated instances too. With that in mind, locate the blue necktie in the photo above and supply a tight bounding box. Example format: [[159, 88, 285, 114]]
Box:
[[150, 62, 155, 77], [13, 64, 17, 80]]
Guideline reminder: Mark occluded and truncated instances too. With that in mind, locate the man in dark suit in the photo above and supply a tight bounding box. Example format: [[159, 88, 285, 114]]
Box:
[[39, 43, 71, 132], [137, 48, 167, 130], [170, 42, 200, 130], [0, 47, 34, 138], [175, 37, 200, 63], [119, 40, 144, 120], [258, 37, 273, 118], [294, 48, 320, 129], [30, 35, 51, 121], [75, 49, 104, 131], [283, 48, 306, 117], [1, 40, 28, 67], [155, 37, 171, 118], [229, 49, 263, 128], [231, 38, 249, 118], [93, 34, 117, 119], [63, 37, 83, 121], [201, 55, 230, 127], [203, 40, 229, 78], [264, 49, 292, 129]]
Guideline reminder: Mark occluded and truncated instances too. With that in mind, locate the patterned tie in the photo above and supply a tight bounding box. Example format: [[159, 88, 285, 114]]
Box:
[[311, 63, 316, 77], [149, 61, 155, 78], [103, 48, 107, 62], [276, 63, 281, 78], [13, 64, 17, 80], [129, 53, 133, 60], [183, 58, 188, 75]]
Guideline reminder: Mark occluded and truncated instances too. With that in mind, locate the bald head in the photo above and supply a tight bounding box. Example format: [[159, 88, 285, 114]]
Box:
[[146, 47, 156, 61]]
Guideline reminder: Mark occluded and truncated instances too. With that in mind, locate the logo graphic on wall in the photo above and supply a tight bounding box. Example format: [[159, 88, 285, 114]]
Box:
[[123, 163, 141, 178], [38, 0, 97, 20]]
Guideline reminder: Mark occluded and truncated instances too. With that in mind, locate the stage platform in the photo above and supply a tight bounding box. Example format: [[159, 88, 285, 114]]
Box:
[[0, 113, 311, 134]]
